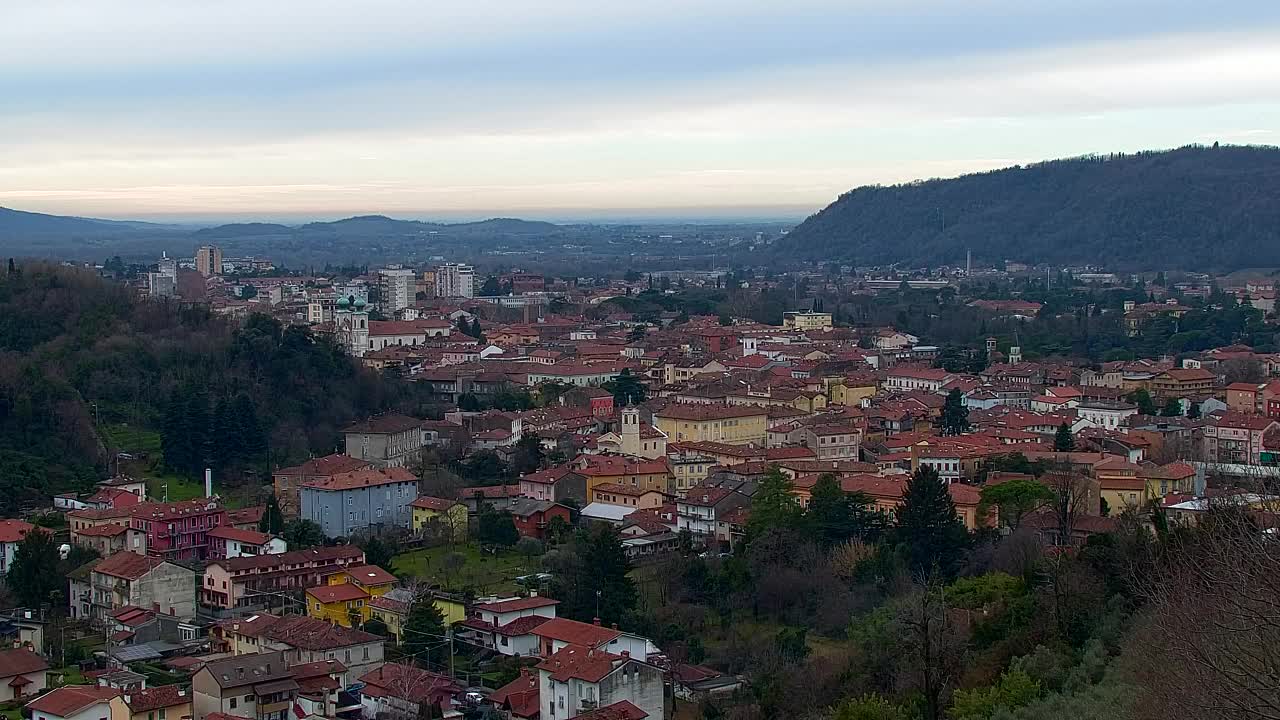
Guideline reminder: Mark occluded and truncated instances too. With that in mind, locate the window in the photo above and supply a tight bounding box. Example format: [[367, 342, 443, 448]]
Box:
[[363, 646, 370, 660], [229, 699, 237, 710], [244, 694, 254, 702], [345, 650, 351, 664]]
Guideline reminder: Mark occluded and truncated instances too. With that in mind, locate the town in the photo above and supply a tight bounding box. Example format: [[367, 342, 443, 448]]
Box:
[[0, 245, 1275, 720]]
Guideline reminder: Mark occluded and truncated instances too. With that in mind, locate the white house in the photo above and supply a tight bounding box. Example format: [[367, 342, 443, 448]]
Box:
[[536, 645, 665, 720], [0, 520, 35, 576], [25, 685, 118, 720], [1075, 401, 1139, 431], [458, 596, 561, 657]]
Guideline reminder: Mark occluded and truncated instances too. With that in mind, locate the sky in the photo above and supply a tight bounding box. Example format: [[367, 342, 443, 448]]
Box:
[[3, 1, 1280, 222]]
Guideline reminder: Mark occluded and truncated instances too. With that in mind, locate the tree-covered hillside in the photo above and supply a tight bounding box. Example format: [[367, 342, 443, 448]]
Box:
[[776, 145, 1280, 271], [0, 262, 438, 513]]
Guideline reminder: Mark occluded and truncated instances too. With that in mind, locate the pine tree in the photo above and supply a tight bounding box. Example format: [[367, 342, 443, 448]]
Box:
[[232, 393, 266, 465], [939, 389, 970, 436], [161, 389, 190, 475], [746, 467, 802, 540], [184, 387, 212, 475], [8, 529, 61, 608], [1053, 422, 1075, 452], [212, 396, 235, 469], [895, 466, 968, 578], [402, 591, 448, 667], [260, 495, 286, 534]]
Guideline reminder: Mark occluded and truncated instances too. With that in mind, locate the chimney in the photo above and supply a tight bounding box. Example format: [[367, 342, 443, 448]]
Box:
[[529, 590, 537, 597], [177, 690, 186, 698], [620, 651, 629, 658], [611, 623, 618, 630], [205, 468, 213, 498], [593, 617, 601, 626], [124, 695, 131, 705]]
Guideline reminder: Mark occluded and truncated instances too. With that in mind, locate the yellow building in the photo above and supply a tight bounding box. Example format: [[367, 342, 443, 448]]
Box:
[[827, 376, 879, 407], [307, 563, 397, 627], [368, 592, 467, 642], [410, 496, 469, 541], [577, 456, 674, 497], [114, 685, 194, 720], [783, 311, 834, 331], [654, 404, 769, 446]]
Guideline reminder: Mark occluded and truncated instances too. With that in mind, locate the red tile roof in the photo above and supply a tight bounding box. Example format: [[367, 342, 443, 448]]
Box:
[[75, 524, 128, 537], [123, 684, 192, 713], [533, 618, 620, 648], [306, 584, 369, 604], [490, 669, 540, 719], [0, 648, 49, 678], [409, 496, 462, 511], [575, 701, 649, 720], [654, 403, 768, 421], [302, 466, 417, 491], [94, 551, 169, 580], [344, 564, 397, 586], [274, 454, 372, 477], [536, 644, 623, 682], [25, 685, 119, 716], [343, 414, 424, 435], [0, 520, 34, 544]]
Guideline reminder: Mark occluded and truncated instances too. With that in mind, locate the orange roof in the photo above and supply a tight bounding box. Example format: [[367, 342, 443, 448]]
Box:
[[306, 584, 370, 604], [25, 686, 119, 716], [0, 520, 36, 544], [344, 564, 397, 586], [655, 403, 768, 421], [536, 644, 624, 683], [533, 618, 620, 648], [303, 466, 417, 491], [409, 496, 461, 511], [94, 551, 168, 580]]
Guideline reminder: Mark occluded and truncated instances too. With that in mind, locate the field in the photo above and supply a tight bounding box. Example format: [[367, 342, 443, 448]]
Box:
[[100, 423, 218, 501], [392, 542, 535, 596]]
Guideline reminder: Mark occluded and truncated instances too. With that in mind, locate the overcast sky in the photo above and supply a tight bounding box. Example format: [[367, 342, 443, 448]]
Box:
[[3, 1, 1279, 221]]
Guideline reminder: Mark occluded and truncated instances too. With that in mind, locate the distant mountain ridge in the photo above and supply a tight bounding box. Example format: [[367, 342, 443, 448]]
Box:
[[775, 145, 1280, 271]]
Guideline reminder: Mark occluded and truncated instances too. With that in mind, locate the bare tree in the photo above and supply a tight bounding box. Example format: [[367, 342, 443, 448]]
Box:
[[1043, 469, 1096, 543], [896, 576, 968, 720], [1131, 505, 1280, 720]]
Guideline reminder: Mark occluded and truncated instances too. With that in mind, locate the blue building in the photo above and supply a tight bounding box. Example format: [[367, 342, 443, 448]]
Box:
[[299, 467, 419, 538]]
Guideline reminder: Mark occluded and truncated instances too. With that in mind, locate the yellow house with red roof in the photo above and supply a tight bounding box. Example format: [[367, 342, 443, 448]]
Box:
[[306, 564, 397, 627]]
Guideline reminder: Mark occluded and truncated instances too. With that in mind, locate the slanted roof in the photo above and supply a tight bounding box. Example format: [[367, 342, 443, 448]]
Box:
[[25, 685, 119, 716], [533, 618, 621, 648], [0, 648, 49, 678]]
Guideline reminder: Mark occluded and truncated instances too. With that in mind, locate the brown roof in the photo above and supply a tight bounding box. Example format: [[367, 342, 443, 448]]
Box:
[[343, 564, 397, 586], [218, 545, 364, 573], [274, 454, 371, 477], [533, 618, 620, 648], [306, 584, 370, 604], [0, 648, 49, 678], [575, 701, 649, 720], [0, 520, 34, 543], [490, 669, 540, 719], [343, 414, 424, 435], [358, 663, 463, 704], [200, 651, 292, 690], [302, 466, 417, 491], [74, 524, 129, 537], [94, 551, 170, 581], [289, 659, 348, 679], [124, 684, 191, 713], [25, 686, 119, 715], [536, 644, 623, 682], [409, 496, 461, 511]]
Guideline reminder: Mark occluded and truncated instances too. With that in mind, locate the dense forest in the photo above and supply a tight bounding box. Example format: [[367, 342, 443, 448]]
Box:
[[0, 262, 436, 513], [777, 145, 1280, 271]]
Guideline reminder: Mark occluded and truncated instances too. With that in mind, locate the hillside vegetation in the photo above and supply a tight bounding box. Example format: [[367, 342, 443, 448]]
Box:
[[776, 145, 1280, 271]]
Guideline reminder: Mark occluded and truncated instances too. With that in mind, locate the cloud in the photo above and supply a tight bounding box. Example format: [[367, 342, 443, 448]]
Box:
[[2, 1, 1279, 216]]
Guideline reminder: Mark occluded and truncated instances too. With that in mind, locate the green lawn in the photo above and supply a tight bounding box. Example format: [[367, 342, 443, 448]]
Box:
[[47, 665, 87, 687], [392, 542, 534, 595], [101, 423, 212, 501]]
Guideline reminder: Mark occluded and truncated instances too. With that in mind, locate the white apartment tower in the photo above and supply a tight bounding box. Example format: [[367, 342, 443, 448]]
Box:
[[379, 267, 416, 312], [435, 263, 475, 298]]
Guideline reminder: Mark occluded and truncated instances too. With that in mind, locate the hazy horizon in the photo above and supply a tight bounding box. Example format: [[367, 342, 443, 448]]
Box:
[[5, 1, 1280, 217]]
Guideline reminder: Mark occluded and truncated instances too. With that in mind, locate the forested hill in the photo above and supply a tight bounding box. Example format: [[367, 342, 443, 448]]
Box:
[[0, 262, 439, 514], [776, 145, 1280, 271]]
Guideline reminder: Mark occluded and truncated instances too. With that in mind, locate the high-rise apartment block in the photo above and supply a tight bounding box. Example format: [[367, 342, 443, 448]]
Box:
[[195, 245, 223, 277], [435, 263, 475, 298]]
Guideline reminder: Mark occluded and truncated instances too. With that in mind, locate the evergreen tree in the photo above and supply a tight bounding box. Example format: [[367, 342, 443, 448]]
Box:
[[402, 591, 448, 667], [260, 495, 286, 534], [1187, 401, 1201, 419], [476, 506, 519, 547], [938, 389, 970, 436], [1053, 423, 1075, 452], [746, 467, 802, 540], [895, 466, 968, 578], [604, 368, 647, 406], [8, 529, 62, 608], [470, 318, 483, 339], [161, 389, 189, 474], [232, 393, 266, 464], [1160, 396, 1183, 417], [806, 474, 882, 545], [551, 525, 637, 625], [184, 386, 212, 475], [1126, 388, 1157, 416], [361, 536, 397, 573], [283, 519, 326, 548], [211, 396, 235, 468]]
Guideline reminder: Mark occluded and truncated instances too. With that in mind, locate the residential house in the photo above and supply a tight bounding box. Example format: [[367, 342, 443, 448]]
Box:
[[489, 669, 541, 720], [0, 520, 34, 575], [884, 366, 951, 392], [508, 499, 573, 540], [85, 552, 196, 622], [589, 484, 668, 511], [306, 564, 396, 627], [409, 497, 469, 542], [71, 523, 148, 559], [119, 685, 194, 720], [676, 487, 750, 550], [1075, 401, 1139, 431], [1203, 412, 1280, 465], [799, 423, 861, 460], [128, 499, 228, 562], [205, 528, 285, 561], [365, 588, 467, 644], [25, 685, 120, 720], [532, 618, 653, 660], [536, 645, 665, 720], [576, 456, 674, 497], [299, 466, 418, 537], [343, 415, 425, 468], [289, 660, 348, 719], [457, 596, 560, 657], [652, 404, 769, 446], [0, 648, 48, 701], [192, 652, 298, 720], [358, 663, 463, 720], [215, 615, 384, 684], [201, 546, 365, 612], [272, 455, 371, 519], [1149, 368, 1217, 399], [519, 466, 588, 505]]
